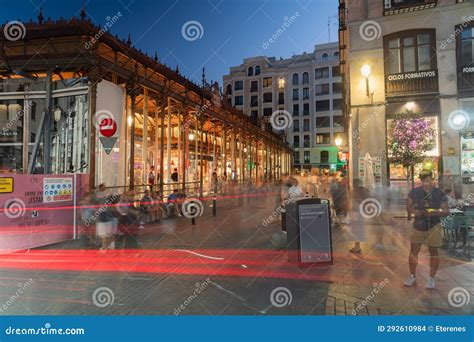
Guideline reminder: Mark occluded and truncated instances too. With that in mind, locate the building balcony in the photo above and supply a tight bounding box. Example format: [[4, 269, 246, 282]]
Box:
[[383, 0, 437, 16], [384, 69, 439, 97]]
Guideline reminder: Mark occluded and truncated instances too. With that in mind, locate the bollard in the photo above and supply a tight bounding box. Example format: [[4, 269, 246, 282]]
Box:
[[213, 197, 216, 217]]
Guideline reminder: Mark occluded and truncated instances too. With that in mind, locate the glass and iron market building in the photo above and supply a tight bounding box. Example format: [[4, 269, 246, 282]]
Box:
[[339, 0, 474, 196], [0, 13, 291, 194]]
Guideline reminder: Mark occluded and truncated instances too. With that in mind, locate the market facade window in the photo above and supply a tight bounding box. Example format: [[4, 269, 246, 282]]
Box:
[[383, 29, 438, 96], [457, 21, 474, 95]]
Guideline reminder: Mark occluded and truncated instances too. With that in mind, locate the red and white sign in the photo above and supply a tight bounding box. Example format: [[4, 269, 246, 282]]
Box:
[[99, 118, 117, 137]]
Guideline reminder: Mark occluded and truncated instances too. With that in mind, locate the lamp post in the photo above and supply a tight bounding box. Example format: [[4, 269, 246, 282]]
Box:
[[361, 64, 373, 103]]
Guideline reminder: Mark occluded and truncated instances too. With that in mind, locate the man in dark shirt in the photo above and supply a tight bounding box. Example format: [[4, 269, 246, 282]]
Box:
[[405, 171, 448, 290]]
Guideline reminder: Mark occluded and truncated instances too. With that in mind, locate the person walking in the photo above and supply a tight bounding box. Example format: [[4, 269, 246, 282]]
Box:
[[404, 170, 449, 289]]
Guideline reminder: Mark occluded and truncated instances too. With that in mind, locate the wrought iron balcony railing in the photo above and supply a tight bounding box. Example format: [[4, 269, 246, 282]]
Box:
[[383, 0, 437, 16]]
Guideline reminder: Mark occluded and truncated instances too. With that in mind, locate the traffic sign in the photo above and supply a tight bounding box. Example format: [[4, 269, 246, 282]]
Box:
[[99, 117, 117, 137]]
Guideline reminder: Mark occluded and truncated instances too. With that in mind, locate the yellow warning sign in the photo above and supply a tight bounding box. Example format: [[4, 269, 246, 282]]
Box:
[[0, 177, 13, 193]]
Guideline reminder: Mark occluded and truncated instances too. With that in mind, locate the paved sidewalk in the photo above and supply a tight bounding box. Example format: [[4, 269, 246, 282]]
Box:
[[0, 194, 472, 316]]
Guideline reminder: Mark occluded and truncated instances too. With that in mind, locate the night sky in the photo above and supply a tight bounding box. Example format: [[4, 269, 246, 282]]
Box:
[[1, 0, 338, 86]]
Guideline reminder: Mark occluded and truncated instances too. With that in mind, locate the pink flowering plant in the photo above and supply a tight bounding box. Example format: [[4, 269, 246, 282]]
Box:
[[387, 113, 435, 187]]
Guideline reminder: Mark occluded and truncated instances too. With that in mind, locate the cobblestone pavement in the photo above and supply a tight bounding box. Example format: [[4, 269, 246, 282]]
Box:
[[0, 194, 472, 316]]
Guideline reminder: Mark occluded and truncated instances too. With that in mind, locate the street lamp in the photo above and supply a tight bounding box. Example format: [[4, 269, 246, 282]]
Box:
[[335, 136, 342, 147], [361, 64, 372, 99], [188, 132, 195, 141]]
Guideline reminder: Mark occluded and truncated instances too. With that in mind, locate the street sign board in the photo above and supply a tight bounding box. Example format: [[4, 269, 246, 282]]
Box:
[[99, 117, 117, 137]]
